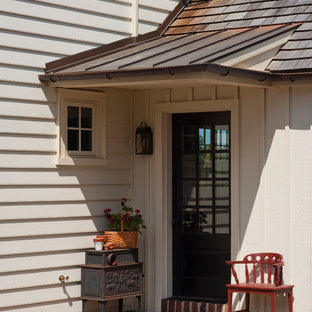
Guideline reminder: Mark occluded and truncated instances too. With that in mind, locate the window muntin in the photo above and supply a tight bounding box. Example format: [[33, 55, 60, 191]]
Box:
[[66, 105, 94, 154], [66, 103, 95, 155]]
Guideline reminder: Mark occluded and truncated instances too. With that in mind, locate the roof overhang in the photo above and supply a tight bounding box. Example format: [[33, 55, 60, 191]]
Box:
[[39, 63, 312, 89]]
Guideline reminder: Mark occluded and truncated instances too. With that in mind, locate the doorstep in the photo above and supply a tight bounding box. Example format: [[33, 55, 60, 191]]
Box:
[[161, 298, 228, 312]]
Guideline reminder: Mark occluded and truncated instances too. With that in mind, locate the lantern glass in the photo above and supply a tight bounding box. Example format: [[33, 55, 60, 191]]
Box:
[[135, 122, 153, 154]]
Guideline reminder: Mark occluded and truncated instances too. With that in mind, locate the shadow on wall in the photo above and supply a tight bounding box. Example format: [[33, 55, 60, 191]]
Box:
[[236, 86, 312, 311]]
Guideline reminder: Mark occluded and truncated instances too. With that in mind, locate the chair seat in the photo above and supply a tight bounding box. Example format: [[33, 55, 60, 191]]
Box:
[[227, 283, 294, 292]]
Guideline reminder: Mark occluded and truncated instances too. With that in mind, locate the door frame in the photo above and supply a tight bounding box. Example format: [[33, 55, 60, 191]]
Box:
[[153, 98, 240, 311]]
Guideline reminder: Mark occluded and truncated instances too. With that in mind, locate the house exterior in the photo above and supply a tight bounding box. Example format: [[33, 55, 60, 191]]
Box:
[[0, 1, 178, 312], [2, 0, 312, 312]]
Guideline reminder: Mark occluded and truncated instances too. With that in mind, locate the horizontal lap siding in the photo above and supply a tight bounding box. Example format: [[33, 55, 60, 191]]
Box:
[[0, 1, 139, 310], [138, 0, 179, 34]]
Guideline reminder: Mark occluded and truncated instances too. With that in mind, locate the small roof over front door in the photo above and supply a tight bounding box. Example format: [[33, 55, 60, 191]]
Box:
[[39, 0, 312, 87]]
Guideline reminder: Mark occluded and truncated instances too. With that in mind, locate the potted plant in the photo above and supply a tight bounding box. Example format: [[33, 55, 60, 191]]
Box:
[[104, 198, 146, 249]]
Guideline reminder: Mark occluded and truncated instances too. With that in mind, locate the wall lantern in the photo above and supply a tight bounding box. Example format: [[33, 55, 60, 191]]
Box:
[[135, 121, 153, 155]]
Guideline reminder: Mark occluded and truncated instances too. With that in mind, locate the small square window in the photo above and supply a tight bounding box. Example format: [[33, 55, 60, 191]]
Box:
[[66, 104, 95, 154], [58, 89, 107, 166]]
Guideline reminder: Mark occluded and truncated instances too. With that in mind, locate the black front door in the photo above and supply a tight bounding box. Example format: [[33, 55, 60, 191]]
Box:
[[172, 112, 231, 301]]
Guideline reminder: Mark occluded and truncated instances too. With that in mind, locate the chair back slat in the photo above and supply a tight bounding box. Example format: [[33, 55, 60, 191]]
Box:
[[253, 263, 257, 282], [245, 263, 249, 283], [268, 264, 272, 284], [261, 264, 264, 283], [231, 265, 239, 284]]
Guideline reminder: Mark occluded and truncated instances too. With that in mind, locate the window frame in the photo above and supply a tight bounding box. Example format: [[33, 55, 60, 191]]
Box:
[[57, 89, 107, 166], [66, 102, 96, 156]]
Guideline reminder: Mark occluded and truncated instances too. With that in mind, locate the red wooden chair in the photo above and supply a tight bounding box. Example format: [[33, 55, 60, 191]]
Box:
[[226, 253, 294, 312]]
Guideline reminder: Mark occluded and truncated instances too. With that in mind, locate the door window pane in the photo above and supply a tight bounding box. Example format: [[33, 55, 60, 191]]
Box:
[[215, 125, 229, 150], [215, 208, 230, 234], [68, 106, 79, 127], [215, 153, 229, 178], [81, 107, 92, 128], [67, 130, 79, 151], [199, 208, 213, 233], [199, 181, 212, 206], [183, 127, 197, 152], [183, 154, 196, 178], [199, 128, 211, 151], [81, 130, 92, 151], [199, 153, 212, 178], [215, 181, 229, 206], [183, 181, 196, 205]]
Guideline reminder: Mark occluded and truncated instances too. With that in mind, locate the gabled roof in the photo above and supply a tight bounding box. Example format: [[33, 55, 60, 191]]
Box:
[[40, 0, 312, 85]]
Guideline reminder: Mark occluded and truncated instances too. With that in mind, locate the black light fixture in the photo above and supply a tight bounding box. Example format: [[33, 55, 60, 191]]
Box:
[[135, 121, 153, 155]]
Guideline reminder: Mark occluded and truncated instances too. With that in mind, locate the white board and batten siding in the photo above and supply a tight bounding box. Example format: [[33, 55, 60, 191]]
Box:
[[132, 85, 312, 312], [0, 0, 176, 311]]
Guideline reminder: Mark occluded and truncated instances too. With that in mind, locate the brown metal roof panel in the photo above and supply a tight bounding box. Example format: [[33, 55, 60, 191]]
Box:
[[194, 24, 298, 64], [58, 35, 187, 73], [89, 31, 220, 71], [145, 29, 248, 68], [157, 28, 265, 67]]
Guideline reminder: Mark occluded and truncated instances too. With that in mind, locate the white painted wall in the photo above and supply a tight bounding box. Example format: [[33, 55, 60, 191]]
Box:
[[132, 85, 312, 312], [0, 0, 177, 311]]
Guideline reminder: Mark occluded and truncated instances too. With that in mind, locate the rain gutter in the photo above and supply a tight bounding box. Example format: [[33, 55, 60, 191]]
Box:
[[38, 63, 312, 86]]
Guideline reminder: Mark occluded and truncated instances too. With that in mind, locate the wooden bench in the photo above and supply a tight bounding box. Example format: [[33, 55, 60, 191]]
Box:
[[226, 253, 294, 312]]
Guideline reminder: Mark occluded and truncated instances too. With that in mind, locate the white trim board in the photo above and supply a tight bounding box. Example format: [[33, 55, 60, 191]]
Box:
[[152, 98, 240, 311]]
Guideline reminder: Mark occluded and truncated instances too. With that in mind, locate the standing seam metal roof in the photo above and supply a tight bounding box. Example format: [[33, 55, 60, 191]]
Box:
[[41, 0, 312, 76]]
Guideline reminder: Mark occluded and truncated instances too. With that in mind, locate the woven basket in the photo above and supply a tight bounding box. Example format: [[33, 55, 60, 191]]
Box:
[[105, 221, 138, 249]]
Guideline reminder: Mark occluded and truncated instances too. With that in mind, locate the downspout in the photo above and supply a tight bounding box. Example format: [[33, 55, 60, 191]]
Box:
[[131, 0, 139, 37]]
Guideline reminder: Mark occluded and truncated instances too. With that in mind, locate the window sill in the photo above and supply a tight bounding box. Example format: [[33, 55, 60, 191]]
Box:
[[57, 157, 108, 167]]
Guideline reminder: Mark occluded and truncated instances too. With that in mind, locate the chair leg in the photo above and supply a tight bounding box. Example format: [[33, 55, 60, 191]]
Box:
[[245, 293, 250, 312], [288, 290, 293, 312], [227, 289, 233, 312], [270, 294, 276, 312]]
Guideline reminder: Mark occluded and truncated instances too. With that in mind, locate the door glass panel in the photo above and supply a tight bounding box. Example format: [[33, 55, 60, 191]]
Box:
[[215, 153, 229, 178], [67, 130, 79, 151], [183, 127, 197, 152], [183, 181, 197, 205], [81, 107, 92, 128], [199, 128, 212, 151], [199, 208, 213, 233], [183, 208, 196, 232], [199, 181, 212, 205], [68, 106, 79, 127], [215, 125, 229, 150], [215, 208, 230, 234], [215, 181, 229, 206], [183, 154, 196, 178], [199, 153, 212, 178]]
